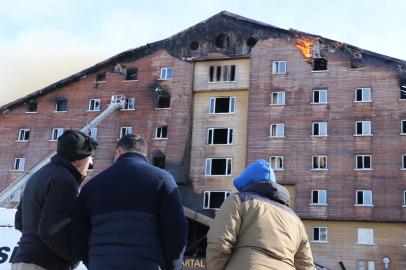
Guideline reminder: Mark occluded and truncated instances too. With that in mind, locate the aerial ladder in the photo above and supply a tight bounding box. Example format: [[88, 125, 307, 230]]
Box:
[[0, 95, 127, 208]]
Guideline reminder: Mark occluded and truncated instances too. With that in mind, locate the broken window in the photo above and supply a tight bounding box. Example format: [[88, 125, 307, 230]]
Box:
[[153, 156, 166, 169], [125, 69, 138, 81], [157, 96, 170, 108], [401, 86, 406, 100], [312, 190, 327, 204], [51, 128, 63, 141], [313, 90, 327, 103], [205, 158, 232, 176], [246, 37, 257, 47], [351, 58, 363, 69], [88, 158, 94, 171], [357, 228, 374, 244], [313, 58, 328, 71], [209, 66, 214, 82], [402, 120, 406, 134], [356, 121, 371, 135], [313, 156, 327, 169], [209, 97, 235, 114], [356, 155, 371, 169], [271, 92, 285, 105], [88, 99, 101, 111], [160, 67, 173, 80], [270, 124, 284, 137], [207, 128, 233, 145], [17, 129, 30, 141], [203, 191, 231, 209], [96, 72, 106, 82], [270, 156, 283, 170], [55, 100, 67, 112], [155, 126, 168, 139], [120, 127, 132, 138], [312, 227, 327, 242], [13, 158, 25, 171], [190, 41, 199, 50], [230, 65, 236, 81], [355, 88, 371, 102], [272, 61, 286, 74], [123, 98, 135, 110], [215, 34, 230, 49], [313, 122, 327, 136], [216, 66, 221, 81], [88, 128, 98, 140], [27, 103, 37, 112]]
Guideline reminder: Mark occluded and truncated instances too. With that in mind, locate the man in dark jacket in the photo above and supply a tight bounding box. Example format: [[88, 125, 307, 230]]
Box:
[[69, 134, 188, 270], [12, 129, 98, 270]]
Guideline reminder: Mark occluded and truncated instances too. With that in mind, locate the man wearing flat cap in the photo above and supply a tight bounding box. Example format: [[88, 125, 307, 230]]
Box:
[[12, 129, 98, 270]]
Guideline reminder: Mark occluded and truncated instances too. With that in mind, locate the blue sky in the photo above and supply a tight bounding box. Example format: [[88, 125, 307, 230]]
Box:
[[1, 0, 405, 106]]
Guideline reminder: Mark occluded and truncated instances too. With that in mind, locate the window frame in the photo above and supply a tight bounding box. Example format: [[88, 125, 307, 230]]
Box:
[[311, 155, 328, 170], [269, 124, 285, 138], [209, 97, 236, 114], [160, 67, 173, 80], [312, 90, 328, 104], [54, 100, 67, 112], [311, 190, 327, 205], [156, 95, 171, 109], [17, 129, 30, 142], [368, 261, 375, 270], [355, 190, 373, 206], [88, 128, 98, 141], [354, 88, 372, 102], [12, 158, 25, 171], [272, 61, 287, 74], [355, 121, 372, 136], [155, 126, 168, 139], [355, 155, 372, 170], [205, 158, 233, 176], [50, 128, 64, 141], [401, 120, 406, 135], [312, 227, 328, 243], [87, 99, 101, 112], [270, 92, 285, 106], [124, 68, 138, 82], [357, 228, 374, 245], [26, 102, 38, 113], [312, 122, 328, 137], [269, 156, 284, 170], [96, 72, 106, 83], [203, 191, 231, 210], [122, 98, 135, 110], [120, 127, 132, 139], [207, 128, 233, 145]]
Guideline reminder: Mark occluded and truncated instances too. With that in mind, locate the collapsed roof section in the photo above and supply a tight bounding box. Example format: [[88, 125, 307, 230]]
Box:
[[2, 10, 406, 113]]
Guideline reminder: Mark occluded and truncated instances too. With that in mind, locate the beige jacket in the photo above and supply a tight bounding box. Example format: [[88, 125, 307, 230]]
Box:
[[206, 181, 313, 270]]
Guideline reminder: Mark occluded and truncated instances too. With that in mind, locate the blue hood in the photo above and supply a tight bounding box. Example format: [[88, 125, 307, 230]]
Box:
[[233, 160, 276, 192]]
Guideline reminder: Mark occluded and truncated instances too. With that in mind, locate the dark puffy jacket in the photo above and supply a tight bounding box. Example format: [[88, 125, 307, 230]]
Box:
[[69, 152, 188, 270], [13, 154, 82, 270]]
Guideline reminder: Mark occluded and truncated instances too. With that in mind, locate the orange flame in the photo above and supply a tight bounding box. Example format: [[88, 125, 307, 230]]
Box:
[[294, 38, 314, 59]]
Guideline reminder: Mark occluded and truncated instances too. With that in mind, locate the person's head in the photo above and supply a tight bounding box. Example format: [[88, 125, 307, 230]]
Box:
[[233, 159, 276, 192], [57, 129, 98, 175], [115, 134, 147, 161]]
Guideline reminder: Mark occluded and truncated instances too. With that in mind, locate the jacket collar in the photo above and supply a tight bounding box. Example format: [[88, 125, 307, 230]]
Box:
[[116, 151, 149, 164], [51, 153, 85, 186], [243, 181, 290, 207]]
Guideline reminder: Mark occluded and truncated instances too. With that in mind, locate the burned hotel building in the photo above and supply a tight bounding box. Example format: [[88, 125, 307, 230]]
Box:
[[1, 11, 406, 269]]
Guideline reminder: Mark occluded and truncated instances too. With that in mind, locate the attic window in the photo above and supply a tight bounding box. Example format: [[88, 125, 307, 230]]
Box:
[[313, 58, 328, 71], [401, 86, 406, 100], [96, 72, 106, 82], [190, 41, 199, 50], [351, 59, 363, 69], [126, 69, 138, 81], [27, 103, 37, 113], [215, 34, 230, 49], [55, 100, 67, 112], [246, 37, 257, 47], [203, 191, 231, 210], [157, 96, 170, 109], [153, 156, 166, 169]]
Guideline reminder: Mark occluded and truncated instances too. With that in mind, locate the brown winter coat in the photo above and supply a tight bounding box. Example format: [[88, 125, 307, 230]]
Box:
[[206, 181, 313, 270]]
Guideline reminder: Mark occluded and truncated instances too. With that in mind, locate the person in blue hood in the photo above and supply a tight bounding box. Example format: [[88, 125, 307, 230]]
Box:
[[207, 160, 313, 270]]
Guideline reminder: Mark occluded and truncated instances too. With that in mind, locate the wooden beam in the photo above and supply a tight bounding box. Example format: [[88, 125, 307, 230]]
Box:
[[183, 207, 213, 227]]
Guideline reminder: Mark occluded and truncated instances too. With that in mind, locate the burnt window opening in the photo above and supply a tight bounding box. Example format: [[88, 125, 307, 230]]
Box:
[[209, 97, 235, 114], [156, 126, 168, 139], [96, 72, 106, 82], [27, 103, 37, 112], [207, 128, 233, 145], [216, 66, 221, 81], [153, 156, 166, 169], [351, 59, 363, 69], [55, 100, 67, 112], [215, 34, 230, 49], [126, 68, 138, 81], [209, 66, 214, 82], [313, 58, 328, 71], [157, 96, 171, 109], [184, 218, 209, 258], [230, 65, 236, 81], [18, 129, 30, 141], [203, 191, 231, 209], [401, 85, 406, 100], [402, 120, 406, 134], [205, 158, 232, 176], [246, 37, 257, 47], [223, 66, 228, 81], [190, 41, 199, 51]]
